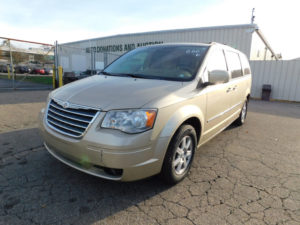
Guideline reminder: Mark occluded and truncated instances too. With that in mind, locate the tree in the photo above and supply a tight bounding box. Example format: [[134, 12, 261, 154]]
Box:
[[12, 51, 27, 64]]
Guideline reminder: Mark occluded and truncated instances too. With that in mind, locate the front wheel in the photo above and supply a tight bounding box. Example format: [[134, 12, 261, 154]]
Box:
[[161, 124, 197, 184], [234, 100, 248, 126]]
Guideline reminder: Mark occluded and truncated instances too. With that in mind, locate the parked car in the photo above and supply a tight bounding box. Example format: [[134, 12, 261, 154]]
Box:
[[44, 68, 53, 75], [15, 66, 31, 74], [39, 69, 45, 75], [63, 70, 101, 84], [31, 68, 45, 75], [39, 43, 251, 184], [80, 69, 102, 76], [30, 68, 41, 74], [63, 71, 81, 84], [0, 65, 8, 73]]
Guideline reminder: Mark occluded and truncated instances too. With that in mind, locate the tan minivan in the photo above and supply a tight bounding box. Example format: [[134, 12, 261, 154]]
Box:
[[39, 43, 251, 184]]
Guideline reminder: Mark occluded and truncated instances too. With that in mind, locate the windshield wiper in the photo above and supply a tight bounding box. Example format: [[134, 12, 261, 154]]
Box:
[[100, 72, 165, 80], [120, 73, 146, 78], [101, 71, 144, 78], [101, 71, 113, 76]]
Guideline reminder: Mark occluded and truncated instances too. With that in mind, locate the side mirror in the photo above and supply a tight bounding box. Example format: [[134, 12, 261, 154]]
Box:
[[208, 70, 230, 84]]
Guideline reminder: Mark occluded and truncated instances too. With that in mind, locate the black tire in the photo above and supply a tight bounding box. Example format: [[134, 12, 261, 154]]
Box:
[[234, 100, 248, 126], [161, 124, 197, 184]]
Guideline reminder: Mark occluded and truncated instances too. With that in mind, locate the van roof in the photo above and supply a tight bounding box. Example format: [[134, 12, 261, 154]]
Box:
[[139, 42, 239, 52]]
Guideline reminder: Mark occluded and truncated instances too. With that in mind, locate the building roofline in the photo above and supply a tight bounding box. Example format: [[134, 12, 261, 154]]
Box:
[[61, 24, 258, 46]]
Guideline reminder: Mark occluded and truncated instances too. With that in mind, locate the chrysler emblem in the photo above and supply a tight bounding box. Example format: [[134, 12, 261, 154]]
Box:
[[62, 102, 70, 108]]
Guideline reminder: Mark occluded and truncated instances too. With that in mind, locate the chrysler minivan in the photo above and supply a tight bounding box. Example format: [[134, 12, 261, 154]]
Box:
[[39, 43, 251, 184]]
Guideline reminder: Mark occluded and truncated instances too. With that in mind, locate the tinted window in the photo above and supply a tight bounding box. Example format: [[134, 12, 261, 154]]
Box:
[[103, 45, 209, 81], [240, 54, 251, 75], [225, 51, 243, 78]]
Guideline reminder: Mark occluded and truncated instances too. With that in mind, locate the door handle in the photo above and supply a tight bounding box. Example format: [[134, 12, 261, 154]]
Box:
[[226, 87, 231, 93], [232, 85, 237, 91]]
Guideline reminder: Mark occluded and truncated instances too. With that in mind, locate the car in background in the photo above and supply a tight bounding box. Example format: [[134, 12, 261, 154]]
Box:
[[0, 65, 8, 73], [15, 66, 31, 74], [63, 70, 101, 84], [31, 68, 45, 75], [44, 68, 53, 75], [80, 69, 102, 76], [63, 71, 81, 84], [39, 69, 45, 75], [30, 68, 41, 74]]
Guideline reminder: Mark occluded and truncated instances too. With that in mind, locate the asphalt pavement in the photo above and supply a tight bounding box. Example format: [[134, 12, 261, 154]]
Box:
[[0, 91, 300, 225]]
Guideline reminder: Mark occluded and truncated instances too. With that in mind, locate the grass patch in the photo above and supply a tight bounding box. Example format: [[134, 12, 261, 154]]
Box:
[[0, 74, 53, 85]]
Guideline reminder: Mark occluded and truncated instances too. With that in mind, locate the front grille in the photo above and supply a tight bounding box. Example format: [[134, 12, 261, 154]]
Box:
[[46, 99, 99, 138]]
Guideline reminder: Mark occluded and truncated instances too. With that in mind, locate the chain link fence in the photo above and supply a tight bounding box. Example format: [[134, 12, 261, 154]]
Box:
[[0, 37, 54, 90], [0, 38, 123, 90], [56, 43, 122, 85]]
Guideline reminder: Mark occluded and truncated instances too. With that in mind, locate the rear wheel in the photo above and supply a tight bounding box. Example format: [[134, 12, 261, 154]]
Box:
[[161, 124, 197, 184]]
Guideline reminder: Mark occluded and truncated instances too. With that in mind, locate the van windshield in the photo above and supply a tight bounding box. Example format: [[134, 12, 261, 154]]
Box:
[[103, 45, 209, 81]]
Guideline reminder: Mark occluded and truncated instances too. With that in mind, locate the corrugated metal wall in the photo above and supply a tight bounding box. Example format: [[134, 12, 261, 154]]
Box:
[[80, 26, 253, 56], [59, 25, 254, 72], [250, 60, 300, 102]]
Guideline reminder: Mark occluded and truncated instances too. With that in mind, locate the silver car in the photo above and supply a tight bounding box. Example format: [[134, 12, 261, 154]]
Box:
[[39, 43, 251, 184]]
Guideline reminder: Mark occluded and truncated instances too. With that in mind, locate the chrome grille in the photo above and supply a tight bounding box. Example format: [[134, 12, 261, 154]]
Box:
[[46, 99, 99, 138]]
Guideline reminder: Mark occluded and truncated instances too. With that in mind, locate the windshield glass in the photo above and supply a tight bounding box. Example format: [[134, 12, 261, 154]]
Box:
[[103, 45, 209, 81]]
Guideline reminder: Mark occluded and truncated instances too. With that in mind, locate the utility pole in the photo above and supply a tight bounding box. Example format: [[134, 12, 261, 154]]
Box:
[[251, 8, 255, 24], [54, 40, 58, 88]]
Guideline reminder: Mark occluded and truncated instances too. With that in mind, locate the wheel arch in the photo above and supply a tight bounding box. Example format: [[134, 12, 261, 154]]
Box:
[[159, 105, 204, 148]]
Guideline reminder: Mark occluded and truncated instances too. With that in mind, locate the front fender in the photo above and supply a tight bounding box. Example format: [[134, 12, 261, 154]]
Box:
[[159, 104, 204, 140]]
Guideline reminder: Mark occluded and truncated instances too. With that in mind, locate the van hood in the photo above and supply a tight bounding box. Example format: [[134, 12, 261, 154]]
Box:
[[51, 75, 183, 110]]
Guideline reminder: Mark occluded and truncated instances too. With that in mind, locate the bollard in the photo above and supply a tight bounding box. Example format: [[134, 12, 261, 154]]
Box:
[[58, 66, 63, 87], [52, 65, 56, 89]]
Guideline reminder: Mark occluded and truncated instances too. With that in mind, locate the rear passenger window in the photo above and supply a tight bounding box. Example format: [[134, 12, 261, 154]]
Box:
[[240, 54, 251, 75], [225, 51, 243, 78]]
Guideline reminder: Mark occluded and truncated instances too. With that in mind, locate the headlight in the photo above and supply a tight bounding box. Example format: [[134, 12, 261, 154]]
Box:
[[101, 109, 157, 133]]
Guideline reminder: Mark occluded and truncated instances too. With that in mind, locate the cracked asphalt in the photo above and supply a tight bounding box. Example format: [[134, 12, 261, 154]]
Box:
[[1, 90, 300, 225]]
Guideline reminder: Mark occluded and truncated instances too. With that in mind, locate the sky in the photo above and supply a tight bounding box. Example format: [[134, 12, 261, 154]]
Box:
[[0, 0, 299, 59]]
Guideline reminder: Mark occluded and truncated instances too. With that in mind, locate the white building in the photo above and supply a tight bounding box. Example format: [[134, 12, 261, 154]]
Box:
[[58, 23, 278, 72]]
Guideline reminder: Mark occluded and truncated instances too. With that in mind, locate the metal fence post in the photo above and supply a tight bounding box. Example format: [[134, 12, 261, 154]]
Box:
[[8, 39, 15, 89], [104, 52, 108, 67], [54, 40, 58, 88], [52, 64, 56, 89]]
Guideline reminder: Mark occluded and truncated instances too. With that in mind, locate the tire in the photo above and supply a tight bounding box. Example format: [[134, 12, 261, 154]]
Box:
[[161, 124, 197, 184], [234, 100, 248, 126]]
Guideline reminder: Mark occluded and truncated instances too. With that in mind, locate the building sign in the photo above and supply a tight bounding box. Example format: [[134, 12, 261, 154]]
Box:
[[86, 41, 163, 53]]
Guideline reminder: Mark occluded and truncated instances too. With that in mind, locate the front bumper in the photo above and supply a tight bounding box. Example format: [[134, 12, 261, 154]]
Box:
[[39, 109, 170, 181]]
